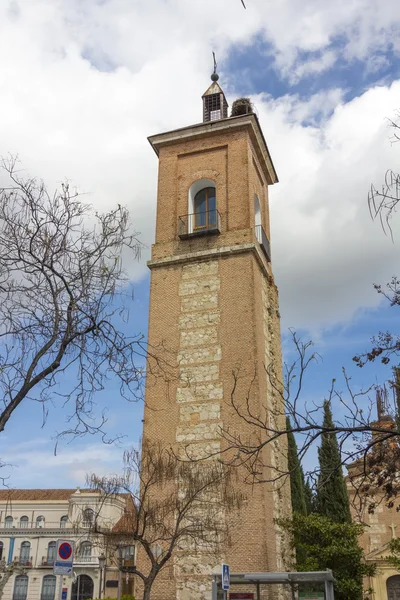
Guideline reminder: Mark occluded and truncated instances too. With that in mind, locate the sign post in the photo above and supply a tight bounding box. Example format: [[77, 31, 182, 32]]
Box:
[[222, 564, 230, 600], [54, 540, 74, 600]]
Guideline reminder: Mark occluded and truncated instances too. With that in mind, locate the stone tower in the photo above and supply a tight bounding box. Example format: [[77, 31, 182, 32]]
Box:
[[142, 76, 291, 600]]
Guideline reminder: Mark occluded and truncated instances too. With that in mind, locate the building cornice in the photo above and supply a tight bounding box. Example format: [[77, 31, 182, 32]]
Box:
[[148, 242, 275, 284], [148, 113, 278, 185]]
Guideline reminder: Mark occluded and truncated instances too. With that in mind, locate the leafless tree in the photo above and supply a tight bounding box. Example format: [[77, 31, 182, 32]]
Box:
[[0, 156, 146, 442], [369, 110, 400, 238], [90, 442, 241, 600], [0, 561, 26, 600], [209, 325, 400, 512]]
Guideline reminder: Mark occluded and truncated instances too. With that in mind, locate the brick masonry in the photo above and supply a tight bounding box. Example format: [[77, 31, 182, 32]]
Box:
[[141, 112, 292, 600]]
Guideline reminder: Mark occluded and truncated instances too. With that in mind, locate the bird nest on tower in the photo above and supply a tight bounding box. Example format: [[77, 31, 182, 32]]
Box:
[[231, 97, 254, 117]]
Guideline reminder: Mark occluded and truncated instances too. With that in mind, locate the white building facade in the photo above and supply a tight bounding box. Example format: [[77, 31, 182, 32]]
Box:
[[0, 488, 127, 600]]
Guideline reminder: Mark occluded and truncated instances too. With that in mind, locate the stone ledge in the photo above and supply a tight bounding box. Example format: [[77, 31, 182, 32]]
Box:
[[148, 243, 272, 278]]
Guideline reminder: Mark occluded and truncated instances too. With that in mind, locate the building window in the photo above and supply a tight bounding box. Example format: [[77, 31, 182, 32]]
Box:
[[41, 575, 56, 600], [19, 516, 29, 528], [0, 541, 3, 561], [193, 187, 216, 231], [82, 508, 94, 528], [13, 574, 28, 600], [47, 542, 56, 565], [122, 545, 135, 560], [79, 541, 92, 559], [5, 516, 13, 528], [36, 515, 45, 528], [19, 541, 31, 565], [60, 515, 68, 529]]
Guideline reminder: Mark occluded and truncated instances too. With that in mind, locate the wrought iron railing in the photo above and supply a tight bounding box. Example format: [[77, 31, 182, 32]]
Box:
[[40, 556, 55, 567], [178, 210, 221, 239], [74, 555, 98, 564], [255, 225, 271, 262], [1, 521, 71, 531], [14, 556, 32, 567]]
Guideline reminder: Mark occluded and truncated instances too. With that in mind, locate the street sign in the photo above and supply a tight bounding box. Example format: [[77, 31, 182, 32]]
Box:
[[222, 564, 230, 591], [62, 588, 68, 600], [54, 539, 75, 576]]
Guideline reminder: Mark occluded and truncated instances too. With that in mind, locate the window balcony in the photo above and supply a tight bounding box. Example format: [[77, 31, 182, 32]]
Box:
[[40, 557, 55, 567], [0, 521, 71, 531], [255, 225, 271, 262], [14, 557, 33, 567], [74, 555, 99, 565], [178, 210, 221, 239]]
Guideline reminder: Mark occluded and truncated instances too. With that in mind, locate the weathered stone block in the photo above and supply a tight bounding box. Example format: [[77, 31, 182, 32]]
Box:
[[181, 293, 218, 312], [180, 364, 219, 383], [180, 403, 220, 422], [178, 345, 221, 365], [181, 261, 219, 280], [179, 276, 220, 297], [180, 327, 218, 347], [176, 422, 221, 443], [179, 311, 220, 330], [177, 441, 221, 461], [176, 383, 224, 403]]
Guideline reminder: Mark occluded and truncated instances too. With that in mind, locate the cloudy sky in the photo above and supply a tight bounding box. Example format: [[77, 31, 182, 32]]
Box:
[[1, 0, 400, 487]]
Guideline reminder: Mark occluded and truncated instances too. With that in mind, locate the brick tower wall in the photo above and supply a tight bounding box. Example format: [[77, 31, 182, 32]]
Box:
[[141, 117, 292, 600]]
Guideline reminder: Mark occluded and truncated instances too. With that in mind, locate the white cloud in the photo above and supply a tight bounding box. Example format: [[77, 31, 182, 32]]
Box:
[[260, 82, 400, 331], [1, 437, 128, 488], [0, 0, 399, 332]]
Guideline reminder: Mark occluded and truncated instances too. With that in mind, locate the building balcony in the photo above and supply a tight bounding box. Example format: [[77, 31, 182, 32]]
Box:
[[178, 210, 221, 239], [13, 557, 33, 567], [74, 555, 99, 566], [40, 557, 55, 567], [255, 224, 271, 262], [0, 521, 72, 532]]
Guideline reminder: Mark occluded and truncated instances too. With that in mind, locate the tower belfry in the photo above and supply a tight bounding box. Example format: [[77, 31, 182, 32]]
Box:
[[143, 72, 290, 600]]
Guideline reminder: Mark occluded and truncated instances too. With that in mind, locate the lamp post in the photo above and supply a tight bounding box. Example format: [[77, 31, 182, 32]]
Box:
[[98, 553, 106, 600]]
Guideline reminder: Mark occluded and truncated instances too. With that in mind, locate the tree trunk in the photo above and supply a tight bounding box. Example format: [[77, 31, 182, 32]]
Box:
[[143, 581, 153, 600]]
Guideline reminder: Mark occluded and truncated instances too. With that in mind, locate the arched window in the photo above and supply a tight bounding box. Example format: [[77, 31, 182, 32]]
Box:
[[36, 515, 45, 528], [20, 516, 29, 528], [79, 541, 92, 560], [47, 542, 56, 565], [194, 187, 216, 230], [387, 574, 400, 600], [19, 541, 31, 565], [5, 516, 13, 528], [60, 515, 68, 529], [186, 179, 218, 235], [82, 508, 94, 527], [41, 575, 56, 600], [13, 574, 28, 600], [0, 541, 3, 561]]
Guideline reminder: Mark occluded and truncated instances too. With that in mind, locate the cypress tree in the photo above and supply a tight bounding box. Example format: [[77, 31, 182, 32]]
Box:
[[316, 400, 352, 523], [304, 478, 315, 515], [287, 416, 307, 515], [394, 366, 400, 432]]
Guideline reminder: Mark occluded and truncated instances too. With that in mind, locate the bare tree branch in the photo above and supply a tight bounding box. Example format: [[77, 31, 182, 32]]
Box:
[[0, 156, 148, 443], [89, 442, 242, 600]]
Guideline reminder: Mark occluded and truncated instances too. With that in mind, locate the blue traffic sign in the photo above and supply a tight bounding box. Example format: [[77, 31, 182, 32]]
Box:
[[222, 564, 230, 591]]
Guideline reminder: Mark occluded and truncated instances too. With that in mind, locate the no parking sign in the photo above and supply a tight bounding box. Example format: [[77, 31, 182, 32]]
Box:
[[54, 540, 75, 575]]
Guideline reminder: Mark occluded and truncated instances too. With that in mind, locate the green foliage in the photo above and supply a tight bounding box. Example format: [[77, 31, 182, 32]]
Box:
[[316, 400, 352, 523], [278, 512, 375, 600], [304, 478, 315, 515], [287, 416, 307, 516], [387, 537, 400, 570]]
